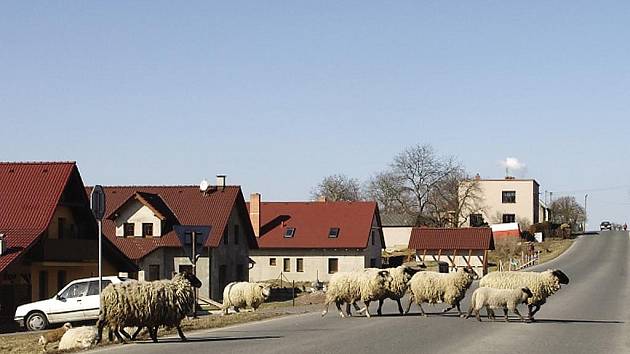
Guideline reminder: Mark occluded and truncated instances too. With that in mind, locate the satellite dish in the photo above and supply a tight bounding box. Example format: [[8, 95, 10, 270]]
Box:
[[199, 179, 209, 192]]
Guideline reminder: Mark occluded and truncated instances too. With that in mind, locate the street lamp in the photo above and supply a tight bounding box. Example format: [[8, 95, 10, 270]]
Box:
[[584, 194, 588, 232]]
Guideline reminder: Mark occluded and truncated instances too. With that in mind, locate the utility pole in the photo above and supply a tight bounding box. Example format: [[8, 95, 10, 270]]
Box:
[[584, 194, 588, 232]]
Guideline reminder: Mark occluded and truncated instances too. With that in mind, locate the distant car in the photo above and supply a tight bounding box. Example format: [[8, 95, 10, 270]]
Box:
[[14, 276, 126, 331], [600, 221, 612, 231]]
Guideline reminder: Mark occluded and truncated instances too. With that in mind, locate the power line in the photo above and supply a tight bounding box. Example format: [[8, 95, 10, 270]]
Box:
[[552, 185, 630, 194]]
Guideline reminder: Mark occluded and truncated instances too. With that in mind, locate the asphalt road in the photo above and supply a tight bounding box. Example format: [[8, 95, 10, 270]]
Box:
[[92, 231, 630, 354]]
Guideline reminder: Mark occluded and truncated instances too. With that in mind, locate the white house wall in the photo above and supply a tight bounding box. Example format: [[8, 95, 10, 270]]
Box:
[[383, 227, 412, 248], [113, 200, 162, 237]]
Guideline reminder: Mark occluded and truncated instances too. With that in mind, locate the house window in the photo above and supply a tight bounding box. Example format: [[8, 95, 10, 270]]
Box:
[[142, 223, 153, 237], [57, 270, 67, 292], [470, 214, 484, 227], [269, 258, 276, 266], [284, 227, 296, 238], [370, 258, 377, 268], [371, 229, 377, 246], [223, 227, 229, 245], [58, 218, 65, 239], [234, 224, 240, 245], [296, 258, 304, 272], [283, 258, 291, 272], [503, 214, 516, 223], [236, 264, 245, 281], [123, 223, 134, 237], [328, 227, 340, 238], [502, 191, 516, 203], [328, 258, 339, 274], [179, 264, 193, 274], [148, 265, 160, 281]]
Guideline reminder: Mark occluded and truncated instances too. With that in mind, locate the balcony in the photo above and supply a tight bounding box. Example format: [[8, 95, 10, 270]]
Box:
[[30, 238, 98, 262]]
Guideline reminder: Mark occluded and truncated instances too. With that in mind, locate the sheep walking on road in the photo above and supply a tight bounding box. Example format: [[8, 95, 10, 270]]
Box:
[[479, 269, 569, 321], [405, 267, 478, 317], [375, 265, 423, 315], [322, 269, 392, 318], [96, 272, 202, 344], [465, 287, 533, 322], [222, 282, 271, 314]]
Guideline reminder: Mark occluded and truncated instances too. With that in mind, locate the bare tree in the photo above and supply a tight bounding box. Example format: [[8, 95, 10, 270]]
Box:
[[550, 196, 585, 229], [311, 174, 362, 201], [364, 171, 413, 215]]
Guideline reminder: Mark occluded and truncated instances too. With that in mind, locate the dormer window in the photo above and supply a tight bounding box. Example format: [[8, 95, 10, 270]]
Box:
[[328, 227, 340, 238], [142, 223, 153, 237], [123, 223, 134, 237], [284, 227, 296, 238]]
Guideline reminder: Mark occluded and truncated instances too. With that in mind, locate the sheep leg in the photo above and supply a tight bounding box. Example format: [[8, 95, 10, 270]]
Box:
[[512, 308, 526, 322], [475, 308, 482, 322], [527, 304, 536, 322], [487, 307, 496, 321], [149, 327, 158, 343], [377, 299, 384, 316], [503, 308, 509, 322], [131, 327, 143, 340], [112, 328, 126, 344], [531, 304, 541, 316], [96, 318, 105, 344], [177, 326, 187, 341], [357, 300, 372, 318], [404, 297, 414, 315], [119, 327, 132, 340], [418, 303, 428, 317], [345, 303, 353, 317], [336, 302, 346, 318], [321, 301, 330, 317]]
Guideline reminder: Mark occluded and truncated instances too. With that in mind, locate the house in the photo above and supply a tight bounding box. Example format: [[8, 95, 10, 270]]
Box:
[[0, 162, 136, 322], [96, 176, 255, 300], [408, 227, 494, 275], [381, 213, 414, 249], [247, 194, 384, 283], [460, 176, 542, 228]]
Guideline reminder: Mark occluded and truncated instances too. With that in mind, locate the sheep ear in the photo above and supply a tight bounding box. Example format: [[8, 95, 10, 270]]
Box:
[[552, 270, 570, 284]]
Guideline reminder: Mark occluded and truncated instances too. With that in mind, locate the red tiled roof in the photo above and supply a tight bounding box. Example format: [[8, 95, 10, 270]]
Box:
[[93, 186, 251, 260], [0, 162, 77, 273], [251, 201, 380, 249], [408, 227, 494, 251]]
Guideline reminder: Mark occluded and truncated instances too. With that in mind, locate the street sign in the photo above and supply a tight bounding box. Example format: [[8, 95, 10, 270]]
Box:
[[174, 225, 211, 262], [90, 185, 106, 220]]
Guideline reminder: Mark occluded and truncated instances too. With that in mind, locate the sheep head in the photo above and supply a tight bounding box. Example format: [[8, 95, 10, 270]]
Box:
[[521, 287, 533, 302], [62, 322, 72, 330], [462, 267, 480, 280], [551, 269, 569, 285], [259, 284, 271, 299], [180, 271, 203, 288]]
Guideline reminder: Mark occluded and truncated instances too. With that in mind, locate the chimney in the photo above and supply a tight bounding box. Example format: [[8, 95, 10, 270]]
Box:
[[216, 175, 226, 191], [474, 173, 481, 180], [0, 233, 5, 256], [250, 193, 261, 237]]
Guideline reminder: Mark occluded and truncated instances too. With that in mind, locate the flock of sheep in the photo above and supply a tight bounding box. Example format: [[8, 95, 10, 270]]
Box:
[[45, 265, 569, 351], [321, 265, 570, 323]]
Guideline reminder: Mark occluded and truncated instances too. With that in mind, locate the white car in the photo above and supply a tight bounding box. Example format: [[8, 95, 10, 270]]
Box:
[[14, 276, 125, 331]]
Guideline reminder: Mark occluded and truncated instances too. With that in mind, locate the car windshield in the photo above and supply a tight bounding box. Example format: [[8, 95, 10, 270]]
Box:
[[59, 282, 89, 299]]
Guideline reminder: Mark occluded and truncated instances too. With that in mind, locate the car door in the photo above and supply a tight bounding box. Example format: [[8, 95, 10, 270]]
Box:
[[49, 281, 89, 323], [82, 280, 112, 320]]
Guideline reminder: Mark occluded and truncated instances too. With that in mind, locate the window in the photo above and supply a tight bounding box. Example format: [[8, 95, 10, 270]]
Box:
[[328, 258, 339, 274], [148, 264, 160, 281], [370, 258, 377, 268], [236, 264, 245, 281], [269, 258, 276, 266], [503, 214, 516, 223], [283, 258, 291, 272], [328, 227, 340, 238], [60, 281, 89, 299], [123, 223, 134, 237], [57, 270, 67, 292], [284, 227, 296, 238], [87, 280, 112, 296], [223, 227, 229, 245], [39, 271, 48, 300], [470, 214, 484, 227], [234, 224, 240, 245], [502, 191, 516, 203], [371, 229, 377, 246], [296, 258, 304, 272], [142, 223, 153, 237], [58, 218, 65, 239]]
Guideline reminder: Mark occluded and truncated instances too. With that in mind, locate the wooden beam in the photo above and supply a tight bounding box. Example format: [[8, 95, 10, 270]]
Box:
[[483, 249, 489, 275], [451, 249, 457, 269], [437, 249, 442, 261]]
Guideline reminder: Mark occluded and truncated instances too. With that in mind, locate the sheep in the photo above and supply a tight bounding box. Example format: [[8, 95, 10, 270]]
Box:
[[405, 267, 478, 317], [479, 269, 569, 321], [58, 326, 97, 351], [321, 269, 392, 318], [465, 287, 533, 322], [376, 265, 424, 315], [222, 282, 271, 314], [38, 322, 71, 352], [96, 271, 202, 344]]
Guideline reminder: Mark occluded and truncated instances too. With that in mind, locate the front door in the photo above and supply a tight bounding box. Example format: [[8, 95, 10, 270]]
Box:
[[48, 281, 89, 323]]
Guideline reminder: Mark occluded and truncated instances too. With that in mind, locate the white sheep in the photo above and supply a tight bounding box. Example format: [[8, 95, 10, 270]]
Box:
[[405, 267, 478, 317], [376, 265, 424, 315], [479, 269, 569, 321], [58, 326, 97, 351], [321, 269, 392, 318], [465, 287, 533, 322], [96, 272, 202, 343], [222, 282, 271, 314]]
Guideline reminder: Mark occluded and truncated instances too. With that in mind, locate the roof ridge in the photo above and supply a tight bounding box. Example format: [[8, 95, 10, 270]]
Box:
[[90, 185, 241, 188], [0, 161, 76, 165]]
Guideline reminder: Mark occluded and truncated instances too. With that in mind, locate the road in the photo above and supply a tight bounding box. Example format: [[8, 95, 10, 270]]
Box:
[[92, 231, 630, 354]]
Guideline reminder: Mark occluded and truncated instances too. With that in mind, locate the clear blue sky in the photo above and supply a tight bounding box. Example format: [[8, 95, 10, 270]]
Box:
[[2, 1, 630, 227]]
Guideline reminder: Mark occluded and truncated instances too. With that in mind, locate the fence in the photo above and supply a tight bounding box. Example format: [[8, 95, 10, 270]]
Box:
[[498, 250, 541, 271]]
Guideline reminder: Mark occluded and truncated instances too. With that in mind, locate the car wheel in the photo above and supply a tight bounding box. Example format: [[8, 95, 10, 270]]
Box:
[[26, 311, 49, 331]]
